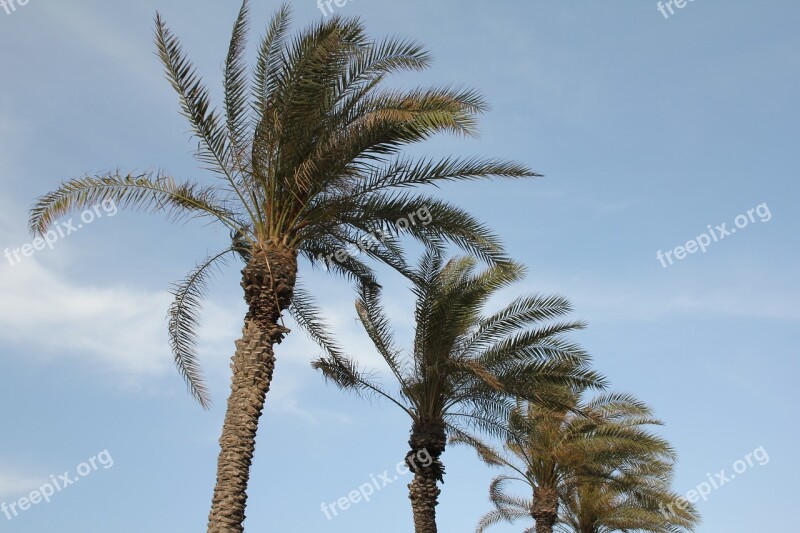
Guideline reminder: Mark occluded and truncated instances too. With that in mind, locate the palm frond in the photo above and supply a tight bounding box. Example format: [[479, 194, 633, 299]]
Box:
[[298, 235, 379, 288], [340, 193, 509, 264], [311, 355, 411, 416], [355, 283, 410, 389], [459, 294, 574, 358], [225, 0, 252, 153], [253, 2, 292, 111], [289, 283, 343, 359], [475, 476, 534, 533], [168, 247, 241, 408], [344, 156, 539, 199], [29, 171, 243, 237], [155, 12, 258, 225]]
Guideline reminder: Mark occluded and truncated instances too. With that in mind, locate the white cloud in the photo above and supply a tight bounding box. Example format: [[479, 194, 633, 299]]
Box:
[[0, 258, 189, 375], [0, 195, 241, 389], [0, 471, 41, 499]]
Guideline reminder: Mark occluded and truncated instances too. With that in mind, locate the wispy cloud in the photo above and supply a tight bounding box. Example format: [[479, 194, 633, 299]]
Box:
[[0, 470, 41, 499], [0, 257, 178, 375]]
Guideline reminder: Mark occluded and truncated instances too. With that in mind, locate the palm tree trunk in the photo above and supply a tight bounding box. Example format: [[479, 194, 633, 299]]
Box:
[[531, 486, 559, 533], [207, 245, 297, 533], [406, 419, 447, 533]]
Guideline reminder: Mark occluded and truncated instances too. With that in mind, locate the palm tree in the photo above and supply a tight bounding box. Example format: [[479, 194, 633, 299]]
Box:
[[28, 3, 541, 531], [462, 391, 698, 533], [312, 250, 603, 533]]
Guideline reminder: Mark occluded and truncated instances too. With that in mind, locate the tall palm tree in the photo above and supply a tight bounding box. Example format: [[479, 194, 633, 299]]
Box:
[[27, 3, 540, 531], [312, 251, 604, 533], [462, 391, 698, 533]]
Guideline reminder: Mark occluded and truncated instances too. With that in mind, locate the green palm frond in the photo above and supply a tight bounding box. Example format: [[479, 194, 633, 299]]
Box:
[[355, 283, 410, 389], [459, 294, 574, 357], [342, 156, 539, 198], [298, 235, 379, 288], [476, 323, 589, 365], [168, 248, 241, 408], [448, 428, 508, 468], [252, 3, 291, 114], [355, 85, 488, 139], [29, 171, 243, 237], [475, 477, 534, 533], [311, 354, 412, 416], [585, 392, 654, 419], [155, 16, 230, 174], [289, 283, 343, 359], [225, 1, 254, 159], [155, 11, 261, 230], [446, 401, 516, 440], [488, 477, 534, 514], [333, 35, 430, 104], [321, 224, 413, 278]]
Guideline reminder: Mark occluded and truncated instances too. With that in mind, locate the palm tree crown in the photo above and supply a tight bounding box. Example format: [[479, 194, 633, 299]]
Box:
[[313, 250, 604, 532], [462, 390, 699, 533], [29, 1, 539, 407]]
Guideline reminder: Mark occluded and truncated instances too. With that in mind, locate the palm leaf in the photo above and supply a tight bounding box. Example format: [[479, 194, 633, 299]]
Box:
[[168, 247, 241, 408]]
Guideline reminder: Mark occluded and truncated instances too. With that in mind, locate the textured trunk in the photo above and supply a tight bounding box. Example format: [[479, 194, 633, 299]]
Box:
[[207, 245, 297, 533], [406, 419, 447, 533], [531, 485, 559, 533]]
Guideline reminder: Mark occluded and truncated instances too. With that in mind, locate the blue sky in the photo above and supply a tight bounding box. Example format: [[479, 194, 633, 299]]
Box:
[[1, 1, 798, 532]]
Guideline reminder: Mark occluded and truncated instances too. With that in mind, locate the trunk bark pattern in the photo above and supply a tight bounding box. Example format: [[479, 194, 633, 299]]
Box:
[[207, 245, 297, 533], [531, 485, 559, 533], [406, 420, 446, 533]]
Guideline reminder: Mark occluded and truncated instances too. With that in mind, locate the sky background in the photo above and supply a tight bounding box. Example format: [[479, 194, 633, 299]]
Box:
[[1, 1, 798, 532]]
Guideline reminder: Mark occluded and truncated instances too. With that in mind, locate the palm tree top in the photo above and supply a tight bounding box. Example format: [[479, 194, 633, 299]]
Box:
[[314, 249, 605, 436], [460, 390, 700, 533], [28, 1, 541, 407]]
